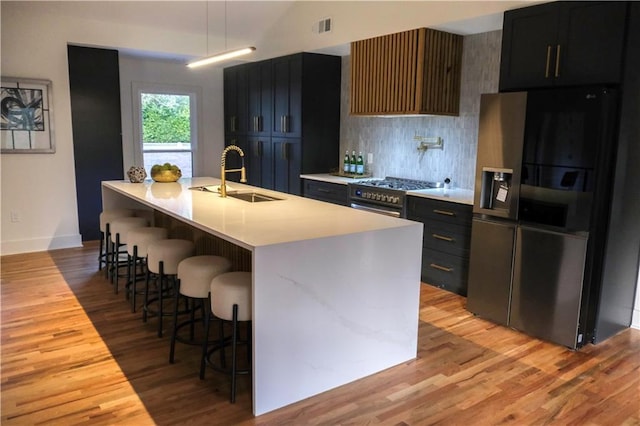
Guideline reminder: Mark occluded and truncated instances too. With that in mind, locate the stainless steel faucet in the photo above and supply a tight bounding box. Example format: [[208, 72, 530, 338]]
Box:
[[220, 145, 247, 197]]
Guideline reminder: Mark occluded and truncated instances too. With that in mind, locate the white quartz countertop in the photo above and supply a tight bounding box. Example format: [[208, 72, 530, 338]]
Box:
[[103, 177, 417, 251], [300, 173, 377, 185], [407, 188, 474, 205]]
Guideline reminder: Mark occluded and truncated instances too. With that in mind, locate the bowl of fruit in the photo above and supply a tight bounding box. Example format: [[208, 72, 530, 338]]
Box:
[[151, 163, 182, 182]]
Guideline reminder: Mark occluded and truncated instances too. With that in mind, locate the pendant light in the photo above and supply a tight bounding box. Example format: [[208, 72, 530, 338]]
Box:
[[187, 1, 255, 69]]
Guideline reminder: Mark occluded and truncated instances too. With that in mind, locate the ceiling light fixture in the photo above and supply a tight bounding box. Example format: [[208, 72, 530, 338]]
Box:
[[187, 1, 255, 69]]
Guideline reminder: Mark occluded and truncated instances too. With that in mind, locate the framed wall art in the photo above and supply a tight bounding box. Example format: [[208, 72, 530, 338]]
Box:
[[1, 77, 55, 153]]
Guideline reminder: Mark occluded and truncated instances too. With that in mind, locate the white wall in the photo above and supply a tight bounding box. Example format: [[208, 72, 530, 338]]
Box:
[[0, 2, 219, 254]]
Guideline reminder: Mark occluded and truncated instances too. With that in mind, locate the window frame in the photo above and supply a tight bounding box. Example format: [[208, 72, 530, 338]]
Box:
[[131, 82, 202, 177]]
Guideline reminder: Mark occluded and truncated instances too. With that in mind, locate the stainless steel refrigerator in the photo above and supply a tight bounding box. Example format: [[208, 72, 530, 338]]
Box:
[[467, 87, 626, 349]]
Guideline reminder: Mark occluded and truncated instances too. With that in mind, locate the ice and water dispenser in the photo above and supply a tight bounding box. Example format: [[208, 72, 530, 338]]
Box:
[[479, 167, 513, 215]]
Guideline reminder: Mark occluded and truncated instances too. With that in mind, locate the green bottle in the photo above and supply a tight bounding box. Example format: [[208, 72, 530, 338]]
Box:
[[343, 150, 350, 173], [356, 152, 364, 175], [350, 150, 357, 174]]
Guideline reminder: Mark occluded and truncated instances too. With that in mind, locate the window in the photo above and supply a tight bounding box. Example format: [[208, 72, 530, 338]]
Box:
[[132, 83, 199, 178]]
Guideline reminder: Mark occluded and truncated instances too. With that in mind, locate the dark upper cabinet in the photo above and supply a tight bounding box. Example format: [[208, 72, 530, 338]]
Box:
[[500, 1, 629, 91], [223, 65, 248, 135], [247, 62, 272, 137], [272, 54, 303, 137], [224, 52, 341, 196]]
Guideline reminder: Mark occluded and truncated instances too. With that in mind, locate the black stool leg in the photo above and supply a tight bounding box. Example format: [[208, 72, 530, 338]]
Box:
[[200, 294, 212, 380], [104, 224, 111, 279], [130, 247, 139, 313], [157, 261, 165, 338], [143, 267, 151, 323], [169, 278, 181, 363], [114, 233, 122, 294], [231, 304, 239, 403], [98, 231, 105, 271]]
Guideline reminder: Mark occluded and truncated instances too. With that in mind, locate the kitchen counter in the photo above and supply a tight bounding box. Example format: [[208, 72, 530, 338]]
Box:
[[408, 188, 474, 205], [301, 173, 474, 205], [102, 177, 423, 416], [300, 173, 377, 185]]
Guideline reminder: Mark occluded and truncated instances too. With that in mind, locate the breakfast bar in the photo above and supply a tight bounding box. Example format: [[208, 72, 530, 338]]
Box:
[[102, 177, 423, 415]]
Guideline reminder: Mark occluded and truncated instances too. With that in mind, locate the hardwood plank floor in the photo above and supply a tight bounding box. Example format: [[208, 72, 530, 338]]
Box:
[[2, 242, 639, 425]]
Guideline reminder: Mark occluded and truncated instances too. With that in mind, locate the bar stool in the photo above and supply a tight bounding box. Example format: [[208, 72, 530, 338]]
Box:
[[125, 227, 168, 313], [109, 216, 149, 294], [169, 255, 232, 364], [99, 209, 134, 275], [201, 271, 252, 403], [144, 239, 195, 338]]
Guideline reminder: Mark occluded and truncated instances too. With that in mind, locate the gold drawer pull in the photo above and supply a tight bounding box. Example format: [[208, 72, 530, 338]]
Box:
[[433, 209, 455, 216], [555, 44, 561, 77], [432, 233, 454, 242], [430, 263, 453, 273]]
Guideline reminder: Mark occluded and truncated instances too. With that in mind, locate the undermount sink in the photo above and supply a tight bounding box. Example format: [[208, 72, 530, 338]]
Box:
[[227, 191, 283, 203]]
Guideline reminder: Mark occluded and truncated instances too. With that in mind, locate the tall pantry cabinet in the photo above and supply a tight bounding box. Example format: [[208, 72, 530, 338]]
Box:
[[223, 53, 341, 195]]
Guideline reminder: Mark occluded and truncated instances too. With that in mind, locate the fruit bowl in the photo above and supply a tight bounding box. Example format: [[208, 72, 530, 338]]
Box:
[[150, 163, 182, 182], [151, 170, 181, 182]]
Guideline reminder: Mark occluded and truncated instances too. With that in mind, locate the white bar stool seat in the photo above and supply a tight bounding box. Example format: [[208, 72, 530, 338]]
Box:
[[201, 271, 252, 403], [169, 255, 232, 363], [109, 216, 149, 294], [125, 227, 168, 312], [144, 239, 195, 337]]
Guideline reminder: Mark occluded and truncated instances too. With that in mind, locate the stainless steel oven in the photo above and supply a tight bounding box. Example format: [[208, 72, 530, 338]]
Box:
[[349, 177, 443, 218]]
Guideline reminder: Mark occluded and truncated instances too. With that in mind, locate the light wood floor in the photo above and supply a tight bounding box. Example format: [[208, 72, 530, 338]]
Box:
[[2, 242, 639, 425]]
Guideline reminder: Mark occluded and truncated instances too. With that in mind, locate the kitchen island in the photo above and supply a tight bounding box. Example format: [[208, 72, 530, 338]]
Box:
[[102, 177, 423, 415]]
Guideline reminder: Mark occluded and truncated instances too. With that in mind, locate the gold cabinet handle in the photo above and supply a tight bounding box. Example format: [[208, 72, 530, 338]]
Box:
[[433, 209, 455, 216], [432, 233, 454, 242], [430, 263, 453, 273], [545, 45, 552, 78], [555, 44, 561, 77], [281, 142, 289, 160], [230, 116, 237, 132]]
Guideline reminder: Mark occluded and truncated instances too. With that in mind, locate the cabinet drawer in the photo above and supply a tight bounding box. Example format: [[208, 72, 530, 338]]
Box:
[[421, 248, 469, 296], [407, 196, 472, 227], [303, 179, 348, 206], [422, 221, 471, 257]]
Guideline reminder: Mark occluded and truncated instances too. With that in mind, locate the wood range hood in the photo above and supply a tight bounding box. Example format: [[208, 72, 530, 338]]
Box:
[[350, 27, 463, 116]]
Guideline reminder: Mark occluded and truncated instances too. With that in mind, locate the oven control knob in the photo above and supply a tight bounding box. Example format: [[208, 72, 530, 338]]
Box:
[[392, 196, 399, 204], [382, 195, 388, 202], [375, 194, 381, 201], [365, 192, 371, 199]]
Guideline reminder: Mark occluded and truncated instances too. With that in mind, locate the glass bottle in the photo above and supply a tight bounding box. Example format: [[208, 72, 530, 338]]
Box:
[[343, 150, 350, 173], [350, 150, 356, 174], [356, 152, 364, 175]]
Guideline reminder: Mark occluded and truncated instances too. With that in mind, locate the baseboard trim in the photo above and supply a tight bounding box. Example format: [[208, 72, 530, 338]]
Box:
[[1, 234, 83, 256]]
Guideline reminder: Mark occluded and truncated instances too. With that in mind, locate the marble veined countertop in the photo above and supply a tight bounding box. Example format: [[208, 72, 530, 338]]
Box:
[[103, 177, 416, 251]]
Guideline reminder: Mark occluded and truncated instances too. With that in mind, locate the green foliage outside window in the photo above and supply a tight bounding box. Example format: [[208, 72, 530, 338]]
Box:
[[141, 94, 190, 143]]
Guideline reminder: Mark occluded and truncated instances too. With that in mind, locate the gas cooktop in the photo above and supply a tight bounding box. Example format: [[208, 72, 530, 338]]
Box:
[[354, 177, 444, 191]]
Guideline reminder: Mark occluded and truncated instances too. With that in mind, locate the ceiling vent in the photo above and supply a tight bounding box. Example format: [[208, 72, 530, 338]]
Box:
[[315, 17, 332, 34]]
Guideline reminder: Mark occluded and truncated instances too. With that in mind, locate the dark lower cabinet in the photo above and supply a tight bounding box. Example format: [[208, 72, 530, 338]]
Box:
[[407, 196, 472, 296], [302, 179, 349, 206], [500, 1, 629, 91], [273, 138, 301, 195]]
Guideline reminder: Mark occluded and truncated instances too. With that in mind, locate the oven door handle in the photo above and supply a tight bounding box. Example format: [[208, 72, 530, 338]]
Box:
[[350, 203, 401, 218]]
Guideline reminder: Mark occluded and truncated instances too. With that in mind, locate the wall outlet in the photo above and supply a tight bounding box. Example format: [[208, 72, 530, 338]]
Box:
[[367, 153, 373, 164], [10, 210, 21, 223]]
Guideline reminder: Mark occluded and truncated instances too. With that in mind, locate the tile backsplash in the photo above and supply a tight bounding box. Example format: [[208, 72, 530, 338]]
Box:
[[339, 30, 502, 190]]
